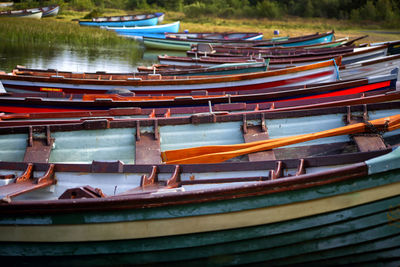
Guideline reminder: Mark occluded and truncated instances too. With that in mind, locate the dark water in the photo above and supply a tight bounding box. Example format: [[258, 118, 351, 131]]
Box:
[[0, 43, 186, 73]]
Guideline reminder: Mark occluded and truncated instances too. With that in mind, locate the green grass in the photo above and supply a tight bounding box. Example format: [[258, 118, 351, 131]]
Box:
[[0, 16, 137, 48], [1, 7, 400, 49]]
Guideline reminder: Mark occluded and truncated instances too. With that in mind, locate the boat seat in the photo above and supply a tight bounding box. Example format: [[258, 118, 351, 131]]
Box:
[[346, 106, 387, 152], [197, 43, 216, 54], [0, 164, 55, 203]]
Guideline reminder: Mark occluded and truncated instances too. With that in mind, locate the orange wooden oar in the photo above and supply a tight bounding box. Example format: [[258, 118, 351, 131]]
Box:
[[162, 114, 400, 164]]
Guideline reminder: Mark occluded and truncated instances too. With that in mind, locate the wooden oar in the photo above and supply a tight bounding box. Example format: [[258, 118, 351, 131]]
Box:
[[162, 114, 400, 164]]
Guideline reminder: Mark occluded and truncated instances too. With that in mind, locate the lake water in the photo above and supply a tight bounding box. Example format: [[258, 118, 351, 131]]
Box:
[[0, 42, 186, 73]]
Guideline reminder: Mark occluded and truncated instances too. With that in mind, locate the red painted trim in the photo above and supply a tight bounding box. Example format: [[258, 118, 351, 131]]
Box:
[[281, 81, 390, 102]]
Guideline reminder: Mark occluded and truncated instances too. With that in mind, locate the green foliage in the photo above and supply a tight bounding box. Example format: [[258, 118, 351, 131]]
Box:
[[126, 0, 148, 9], [70, 0, 94, 11], [303, 0, 313, 17], [183, 1, 209, 17], [83, 8, 103, 19], [6, 0, 400, 29], [256, 0, 281, 18], [350, 8, 361, 22], [359, 0, 377, 20]]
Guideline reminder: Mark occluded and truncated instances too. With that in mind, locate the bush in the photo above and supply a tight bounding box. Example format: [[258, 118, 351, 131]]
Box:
[[126, 0, 148, 9], [70, 0, 94, 11], [183, 1, 210, 17], [359, 0, 377, 21], [83, 8, 104, 19], [350, 8, 361, 22], [256, 0, 281, 19]]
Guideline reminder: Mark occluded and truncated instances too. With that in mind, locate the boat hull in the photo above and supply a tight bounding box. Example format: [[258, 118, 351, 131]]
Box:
[[108, 21, 180, 37]]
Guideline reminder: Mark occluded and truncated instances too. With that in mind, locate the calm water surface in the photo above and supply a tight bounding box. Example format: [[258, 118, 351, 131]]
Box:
[[0, 43, 185, 73]]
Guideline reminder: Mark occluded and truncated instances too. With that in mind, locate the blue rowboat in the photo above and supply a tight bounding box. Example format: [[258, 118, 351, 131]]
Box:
[[254, 30, 335, 48], [106, 21, 180, 38], [78, 13, 163, 27]]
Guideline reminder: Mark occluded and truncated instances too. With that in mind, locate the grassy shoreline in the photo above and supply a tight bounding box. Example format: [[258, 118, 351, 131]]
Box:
[[1, 7, 400, 48]]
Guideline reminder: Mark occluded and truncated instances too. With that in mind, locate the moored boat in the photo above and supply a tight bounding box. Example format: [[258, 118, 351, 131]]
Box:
[[0, 9, 42, 19], [165, 32, 264, 41], [0, 59, 340, 94], [0, 2, 13, 7], [136, 61, 269, 76], [105, 21, 180, 38], [209, 37, 359, 52], [0, 101, 400, 265], [143, 31, 335, 51], [0, 70, 397, 115], [25, 5, 59, 17], [78, 12, 163, 27], [340, 54, 400, 80], [168, 45, 387, 68]]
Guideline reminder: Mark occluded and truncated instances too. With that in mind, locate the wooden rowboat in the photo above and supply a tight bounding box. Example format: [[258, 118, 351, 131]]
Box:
[[0, 101, 400, 264], [193, 36, 368, 56], [0, 59, 340, 94], [188, 43, 356, 58], [340, 54, 400, 80], [25, 5, 59, 17], [143, 31, 335, 51], [1, 89, 399, 127], [0, 9, 42, 19], [78, 12, 164, 27], [14, 61, 269, 78], [105, 21, 180, 39], [0, 70, 396, 113], [0, 100, 398, 164], [165, 32, 265, 41], [138, 61, 269, 76], [0, 2, 13, 7], [159, 46, 387, 68]]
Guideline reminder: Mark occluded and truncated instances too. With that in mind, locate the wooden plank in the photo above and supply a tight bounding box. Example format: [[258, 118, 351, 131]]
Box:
[[352, 134, 387, 152], [346, 106, 387, 152], [135, 133, 161, 165], [23, 138, 54, 163], [243, 125, 276, 161]]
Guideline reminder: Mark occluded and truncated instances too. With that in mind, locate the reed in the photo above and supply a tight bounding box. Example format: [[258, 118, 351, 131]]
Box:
[[0, 17, 137, 48]]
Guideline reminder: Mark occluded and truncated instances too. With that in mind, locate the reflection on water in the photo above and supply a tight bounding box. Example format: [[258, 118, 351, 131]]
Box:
[[0, 42, 186, 73]]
